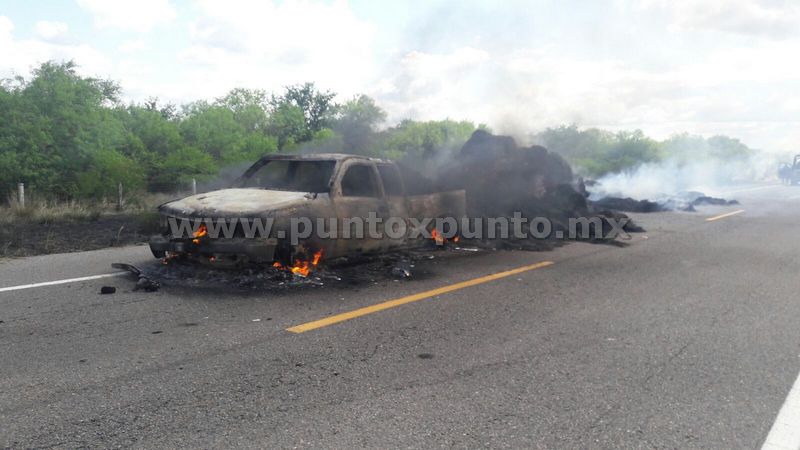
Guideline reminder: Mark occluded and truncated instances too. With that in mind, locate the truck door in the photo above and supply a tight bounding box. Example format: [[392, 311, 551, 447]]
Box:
[[332, 161, 390, 255], [376, 163, 410, 249]]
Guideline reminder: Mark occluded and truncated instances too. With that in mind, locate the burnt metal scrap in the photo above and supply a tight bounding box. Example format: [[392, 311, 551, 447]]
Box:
[[111, 263, 161, 292]]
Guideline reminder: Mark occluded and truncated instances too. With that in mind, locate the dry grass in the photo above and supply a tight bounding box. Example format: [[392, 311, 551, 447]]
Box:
[[1, 191, 183, 225], [0, 191, 179, 258]]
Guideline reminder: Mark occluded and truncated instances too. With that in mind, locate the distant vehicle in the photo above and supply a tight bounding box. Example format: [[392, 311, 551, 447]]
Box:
[[778, 154, 800, 185], [149, 154, 465, 268]]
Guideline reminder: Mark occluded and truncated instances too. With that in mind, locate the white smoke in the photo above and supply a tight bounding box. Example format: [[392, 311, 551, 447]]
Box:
[[590, 153, 781, 201]]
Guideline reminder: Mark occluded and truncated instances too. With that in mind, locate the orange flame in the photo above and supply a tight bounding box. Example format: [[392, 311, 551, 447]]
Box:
[[192, 223, 208, 244], [430, 229, 460, 245], [273, 249, 324, 277], [312, 249, 323, 265]]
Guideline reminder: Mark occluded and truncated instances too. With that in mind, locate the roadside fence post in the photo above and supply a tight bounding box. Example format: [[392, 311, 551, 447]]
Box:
[[18, 182, 24, 208], [117, 182, 124, 210], [192, 178, 197, 195]]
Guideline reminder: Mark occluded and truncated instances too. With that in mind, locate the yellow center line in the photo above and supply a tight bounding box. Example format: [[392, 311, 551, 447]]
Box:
[[286, 260, 555, 333], [705, 209, 746, 222]]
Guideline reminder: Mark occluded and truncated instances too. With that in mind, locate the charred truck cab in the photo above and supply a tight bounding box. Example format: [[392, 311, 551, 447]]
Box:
[[149, 154, 466, 268]]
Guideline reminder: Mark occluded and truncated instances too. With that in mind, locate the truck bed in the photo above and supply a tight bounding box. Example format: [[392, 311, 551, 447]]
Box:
[[407, 190, 467, 221]]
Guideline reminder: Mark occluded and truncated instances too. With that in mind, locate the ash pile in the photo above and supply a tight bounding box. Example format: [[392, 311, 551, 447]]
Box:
[[590, 190, 739, 213], [431, 130, 640, 249]]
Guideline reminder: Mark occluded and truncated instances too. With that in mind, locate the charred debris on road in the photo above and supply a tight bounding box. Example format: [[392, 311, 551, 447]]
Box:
[[591, 193, 740, 213], [115, 245, 460, 293]]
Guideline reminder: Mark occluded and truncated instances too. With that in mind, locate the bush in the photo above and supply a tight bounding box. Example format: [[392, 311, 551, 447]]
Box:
[[76, 149, 145, 198]]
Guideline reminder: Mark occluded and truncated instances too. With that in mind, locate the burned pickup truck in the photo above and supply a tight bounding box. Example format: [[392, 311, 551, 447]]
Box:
[[150, 154, 465, 270]]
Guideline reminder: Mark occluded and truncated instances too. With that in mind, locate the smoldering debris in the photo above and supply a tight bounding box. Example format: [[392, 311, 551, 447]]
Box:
[[390, 259, 413, 279], [111, 247, 470, 293], [433, 130, 643, 241], [436, 130, 575, 218], [591, 197, 669, 213], [589, 190, 739, 213], [584, 153, 748, 213], [691, 195, 739, 207]]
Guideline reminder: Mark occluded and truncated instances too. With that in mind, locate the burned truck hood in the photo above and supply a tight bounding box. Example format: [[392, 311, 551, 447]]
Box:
[[158, 188, 313, 218]]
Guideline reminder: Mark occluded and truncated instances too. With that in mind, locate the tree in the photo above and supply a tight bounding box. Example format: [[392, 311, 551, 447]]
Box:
[[214, 88, 269, 133], [143, 96, 177, 120], [377, 119, 478, 161], [180, 105, 277, 164], [266, 102, 307, 150], [155, 146, 217, 190], [269, 82, 338, 144], [661, 133, 754, 163], [537, 126, 661, 177], [0, 60, 126, 197], [602, 130, 661, 172], [337, 94, 386, 129], [333, 94, 386, 154], [180, 106, 245, 162], [661, 133, 709, 163], [76, 149, 144, 198], [536, 125, 611, 161], [123, 105, 183, 157], [120, 105, 196, 191], [707, 135, 754, 160]]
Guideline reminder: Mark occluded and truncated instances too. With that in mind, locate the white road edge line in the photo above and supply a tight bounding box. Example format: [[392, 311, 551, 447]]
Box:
[[0, 272, 127, 293], [762, 369, 800, 450]]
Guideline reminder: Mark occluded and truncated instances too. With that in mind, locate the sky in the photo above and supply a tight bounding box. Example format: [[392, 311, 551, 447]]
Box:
[[1, 0, 799, 152]]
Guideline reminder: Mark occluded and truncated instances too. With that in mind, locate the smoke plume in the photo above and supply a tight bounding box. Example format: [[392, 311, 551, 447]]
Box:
[[590, 151, 781, 201]]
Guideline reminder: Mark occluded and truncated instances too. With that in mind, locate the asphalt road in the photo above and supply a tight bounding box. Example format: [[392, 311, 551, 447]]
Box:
[[2, 184, 800, 448]]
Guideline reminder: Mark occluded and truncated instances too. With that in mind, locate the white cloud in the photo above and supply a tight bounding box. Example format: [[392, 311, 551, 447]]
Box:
[[118, 39, 146, 53], [0, 19, 159, 107], [637, 0, 800, 39], [168, 0, 376, 100], [376, 46, 635, 131], [373, 47, 494, 121], [33, 20, 68, 41], [371, 40, 800, 152], [0, 15, 111, 80], [0, 15, 14, 40], [76, 0, 176, 33]]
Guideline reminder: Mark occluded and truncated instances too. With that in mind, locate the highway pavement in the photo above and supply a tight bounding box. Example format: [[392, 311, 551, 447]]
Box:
[[1, 184, 800, 448]]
